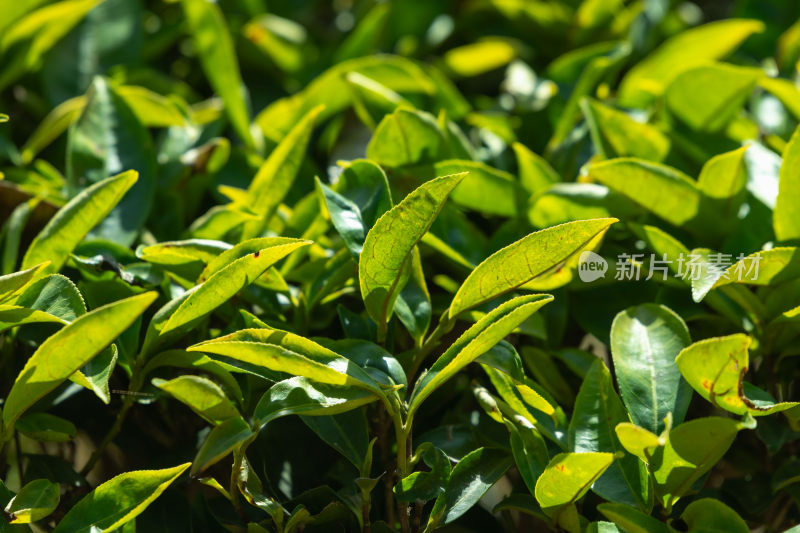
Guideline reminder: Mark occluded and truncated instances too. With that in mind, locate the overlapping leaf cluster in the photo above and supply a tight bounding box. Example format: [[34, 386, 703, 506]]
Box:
[[1, 1, 800, 532]]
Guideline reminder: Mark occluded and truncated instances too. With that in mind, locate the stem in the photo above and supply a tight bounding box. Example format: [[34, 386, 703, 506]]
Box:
[[361, 492, 371, 533], [377, 320, 388, 347], [80, 395, 134, 476], [14, 431, 24, 486], [412, 501, 423, 533], [230, 449, 246, 521], [407, 315, 453, 382]]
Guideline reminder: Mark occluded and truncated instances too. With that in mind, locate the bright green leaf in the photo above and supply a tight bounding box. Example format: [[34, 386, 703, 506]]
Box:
[[53, 463, 190, 532]]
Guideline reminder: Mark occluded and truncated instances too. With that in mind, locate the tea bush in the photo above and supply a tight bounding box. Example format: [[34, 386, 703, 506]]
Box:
[[1, 0, 800, 531]]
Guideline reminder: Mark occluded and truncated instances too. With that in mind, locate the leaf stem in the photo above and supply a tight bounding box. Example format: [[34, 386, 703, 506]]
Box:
[[407, 313, 453, 382], [80, 395, 134, 476]]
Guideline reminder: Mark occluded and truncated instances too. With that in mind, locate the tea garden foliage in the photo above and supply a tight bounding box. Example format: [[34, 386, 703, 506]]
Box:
[[1, 0, 800, 531]]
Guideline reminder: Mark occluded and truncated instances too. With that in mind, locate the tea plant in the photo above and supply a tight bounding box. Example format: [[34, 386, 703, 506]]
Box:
[[1, 0, 800, 532]]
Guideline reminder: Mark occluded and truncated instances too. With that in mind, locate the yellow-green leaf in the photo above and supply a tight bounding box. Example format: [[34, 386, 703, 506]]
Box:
[[582, 98, 670, 161], [3, 291, 157, 432], [409, 294, 553, 419], [21, 171, 138, 274], [181, 0, 254, 150], [443, 38, 517, 77], [188, 328, 383, 396], [617, 19, 764, 107], [145, 239, 309, 347], [676, 334, 798, 416], [192, 417, 253, 475], [449, 218, 616, 317], [53, 463, 190, 532], [0, 262, 50, 303], [665, 64, 762, 132], [534, 452, 614, 511], [243, 106, 323, 238], [775, 125, 800, 242], [154, 375, 239, 425], [359, 172, 466, 327], [5, 479, 59, 524], [588, 159, 700, 229]]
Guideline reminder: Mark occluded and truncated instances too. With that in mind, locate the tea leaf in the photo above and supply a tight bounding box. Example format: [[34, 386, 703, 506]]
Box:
[[3, 291, 157, 431], [53, 463, 190, 532], [21, 171, 138, 274]]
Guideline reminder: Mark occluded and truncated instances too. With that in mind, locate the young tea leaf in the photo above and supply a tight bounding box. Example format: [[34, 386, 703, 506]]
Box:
[[53, 463, 190, 532], [3, 292, 157, 432]]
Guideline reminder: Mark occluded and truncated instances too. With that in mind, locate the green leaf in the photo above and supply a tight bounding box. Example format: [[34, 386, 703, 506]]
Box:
[[154, 375, 239, 425], [569, 359, 651, 509], [394, 251, 432, 344], [0, 306, 65, 334], [505, 418, 549, 495], [697, 146, 748, 225], [650, 417, 742, 509], [711, 247, 800, 291], [142, 349, 243, 403], [346, 72, 409, 129], [21, 171, 138, 274], [189, 328, 383, 396], [2, 199, 36, 274], [5, 479, 59, 524], [192, 417, 253, 475], [614, 423, 662, 464], [243, 106, 323, 238], [665, 64, 762, 132], [16, 412, 76, 443], [145, 239, 309, 348], [0, 0, 101, 90], [512, 142, 560, 195], [53, 463, 190, 532], [302, 410, 370, 470], [676, 334, 798, 416], [760, 77, 800, 121], [409, 160, 521, 217], [196, 237, 300, 283], [317, 160, 392, 257], [136, 239, 227, 268], [582, 98, 670, 161], [443, 38, 517, 77], [394, 443, 451, 502], [430, 447, 512, 525], [534, 451, 614, 512], [449, 218, 616, 317], [72, 344, 117, 404], [680, 498, 749, 533], [366, 107, 447, 168], [181, 0, 254, 150], [114, 85, 188, 128], [253, 376, 377, 429], [528, 184, 641, 229], [358, 172, 465, 327], [588, 159, 702, 230], [775, 125, 800, 242], [610, 304, 692, 433], [20, 96, 86, 163], [15, 274, 86, 322], [3, 291, 156, 432], [409, 294, 553, 419], [617, 19, 765, 107], [597, 503, 670, 533], [0, 263, 50, 303], [67, 77, 156, 245]]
